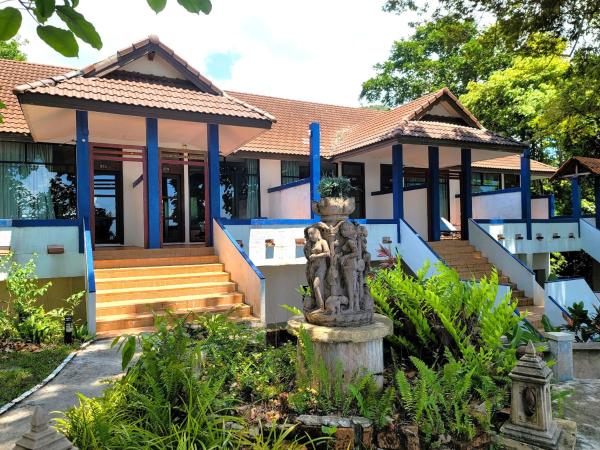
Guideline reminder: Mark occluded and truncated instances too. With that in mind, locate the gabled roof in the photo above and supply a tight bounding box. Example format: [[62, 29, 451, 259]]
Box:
[[471, 154, 556, 174], [550, 156, 600, 181], [0, 59, 70, 136], [11, 36, 275, 127]]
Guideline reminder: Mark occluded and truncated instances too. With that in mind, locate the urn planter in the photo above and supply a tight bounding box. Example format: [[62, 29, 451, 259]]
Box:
[[312, 197, 355, 224]]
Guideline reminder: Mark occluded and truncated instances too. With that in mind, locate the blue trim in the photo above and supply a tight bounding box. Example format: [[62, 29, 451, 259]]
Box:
[[353, 219, 396, 224], [472, 187, 521, 197], [461, 148, 472, 241], [82, 217, 96, 293], [545, 276, 587, 283], [76, 110, 90, 254], [0, 219, 79, 227], [392, 144, 403, 243], [547, 295, 572, 320], [469, 218, 535, 275], [371, 190, 391, 196], [428, 146, 440, 241], [215, 218, 265, 280], [474, 218, 578, 224], [219, 218, 397, 226], [207, 123, 220, 246], [267, 178, 309, 193], [401, 218, 447, 264], [309, 122, 321, 220], [146, 118, 160, 249], [571, 177, 581, 219], [595, 177, 600, 228], [521, 149, 532, 240]]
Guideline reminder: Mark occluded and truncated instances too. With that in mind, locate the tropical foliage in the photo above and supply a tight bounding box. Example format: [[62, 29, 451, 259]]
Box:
[[317, 176, 355, 199]]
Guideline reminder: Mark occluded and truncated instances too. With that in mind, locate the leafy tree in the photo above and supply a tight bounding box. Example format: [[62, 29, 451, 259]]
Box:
[[0, 0, 212, 57], [361, 16, 513, 105], [0, 37, 26, 60], [383, 0, 600, 53]]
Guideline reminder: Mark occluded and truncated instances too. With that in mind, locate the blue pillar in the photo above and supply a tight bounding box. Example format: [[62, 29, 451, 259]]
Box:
[[208, 124, 220, 245], [571, 176, 581, 219], [460, 148, 472, 240], [309, 122, 321, 220], [595, 177, 600, 229], [549, 194, 555, 218], [392, 144, 404, 242], [76, 110, 90, 253], [146, 118, 160, 249], [428, 146, 440, 241], [521, 149, 532, 240]]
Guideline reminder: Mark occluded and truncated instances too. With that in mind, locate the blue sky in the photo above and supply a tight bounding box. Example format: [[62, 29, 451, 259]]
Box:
[[17, 0, 418, 106]]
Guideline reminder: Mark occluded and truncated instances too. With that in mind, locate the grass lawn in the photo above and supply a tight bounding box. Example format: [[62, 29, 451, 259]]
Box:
[[0, 345, 75, 404]]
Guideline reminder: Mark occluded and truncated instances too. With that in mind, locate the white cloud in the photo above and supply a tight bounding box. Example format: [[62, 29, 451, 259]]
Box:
[[19, 0, 419, 106]]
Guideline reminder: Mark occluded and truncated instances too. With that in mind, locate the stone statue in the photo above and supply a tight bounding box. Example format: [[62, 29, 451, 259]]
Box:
[[303, 206, 374, 327]]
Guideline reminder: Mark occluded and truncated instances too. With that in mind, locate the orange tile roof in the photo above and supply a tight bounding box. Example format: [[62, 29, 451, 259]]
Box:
[[228, 91, 384, 157], [0, 59, 70, 135], [472, 154, 556, 174], [14, 71, 275, 123]]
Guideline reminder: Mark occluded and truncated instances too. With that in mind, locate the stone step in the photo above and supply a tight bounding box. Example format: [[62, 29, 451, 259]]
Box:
[[96, 281, 237, 302], [96, 292, 245, 317], [95, 263, 225, 278], [93, 246, 214, 260], [95, 271, 231, 289], [95, 304, 252, 332], [94, 255, 220, 269]]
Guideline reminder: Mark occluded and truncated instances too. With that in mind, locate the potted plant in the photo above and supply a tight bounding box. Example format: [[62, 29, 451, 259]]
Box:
[[313, 176, 355, 223]]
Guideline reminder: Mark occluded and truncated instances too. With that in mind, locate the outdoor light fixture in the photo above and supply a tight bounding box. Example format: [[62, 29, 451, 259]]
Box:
[[497, 234, 505, 241], [552, 233, 561, 239], [515, 234, 524, 240], [382, 236, 392, 244], [265, 239, 275, 248], [64, 315, 73, 344], [295, 238, 306, 246], [569, 232, 575, 239], [236, 240, 244, 248], [536, 233, 544, 240]]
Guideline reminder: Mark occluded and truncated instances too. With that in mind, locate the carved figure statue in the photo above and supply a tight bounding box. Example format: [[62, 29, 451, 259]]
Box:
[[304, 226, 330, 311], [303, 218, 374, 327]]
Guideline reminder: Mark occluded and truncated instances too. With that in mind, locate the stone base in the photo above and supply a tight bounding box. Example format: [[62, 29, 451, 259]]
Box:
[[287, 314, 393, 388], [495, 419, 577, 450]]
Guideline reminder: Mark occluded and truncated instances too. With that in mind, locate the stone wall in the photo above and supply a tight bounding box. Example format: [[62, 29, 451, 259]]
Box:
[[573, 342, 600, 379]]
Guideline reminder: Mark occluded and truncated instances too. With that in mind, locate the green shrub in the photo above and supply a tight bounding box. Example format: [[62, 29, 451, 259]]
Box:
[[564, 301, 600, 342], [317, 176, 355, 198], [0, 253, 86, 344]]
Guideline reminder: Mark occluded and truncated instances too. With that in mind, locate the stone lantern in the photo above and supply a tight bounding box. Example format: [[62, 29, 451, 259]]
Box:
[[500, 341, 562, 449]]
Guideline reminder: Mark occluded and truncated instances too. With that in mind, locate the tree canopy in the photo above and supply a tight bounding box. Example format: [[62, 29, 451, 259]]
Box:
[[0, 0, 212, 57], [0, 38, 26, 61]]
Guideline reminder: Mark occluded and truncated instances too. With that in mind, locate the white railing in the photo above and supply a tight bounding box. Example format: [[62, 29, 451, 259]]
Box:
[[469, 219, 544, 305], [397, 219, 442, 279], [82, 218, 96, 335], [267, 180, 311, 219], [544, 277, 599, 327], [580, 218, 600, 264]]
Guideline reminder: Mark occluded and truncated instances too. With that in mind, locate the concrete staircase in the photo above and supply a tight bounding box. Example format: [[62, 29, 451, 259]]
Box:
[[429, 240, 543, 329], [93, 247, 252, 337]]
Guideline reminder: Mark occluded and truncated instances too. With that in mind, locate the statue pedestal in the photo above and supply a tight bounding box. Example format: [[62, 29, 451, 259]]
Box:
[[287, 314, 393, 388]]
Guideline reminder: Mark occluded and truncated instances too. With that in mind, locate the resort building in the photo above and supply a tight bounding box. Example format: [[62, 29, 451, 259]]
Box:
[[1, 36, 599, 335]]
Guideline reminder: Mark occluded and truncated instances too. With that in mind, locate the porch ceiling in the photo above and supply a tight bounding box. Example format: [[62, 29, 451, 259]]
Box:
[[20, 105, 263, 155], [339, 143, 521, 169]]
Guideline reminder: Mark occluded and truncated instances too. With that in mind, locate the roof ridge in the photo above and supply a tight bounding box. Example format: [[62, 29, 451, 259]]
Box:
[[223, 92, 277, 122], [226, 90, 387, 112], [13, 69, 82, 94]]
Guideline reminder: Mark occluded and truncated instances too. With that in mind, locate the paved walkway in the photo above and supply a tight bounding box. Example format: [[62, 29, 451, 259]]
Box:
[[554, 379, 600, 450], [0, 339, 125, 449]]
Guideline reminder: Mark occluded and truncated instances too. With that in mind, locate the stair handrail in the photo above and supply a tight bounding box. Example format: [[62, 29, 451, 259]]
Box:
[[397, 219, 444, 278], [82, 216, 96, 335]]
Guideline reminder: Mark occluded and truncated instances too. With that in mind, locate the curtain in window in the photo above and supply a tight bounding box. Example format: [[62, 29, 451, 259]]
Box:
[[245, 159, 259, 218], [281, 160, 300, 184], [0, 142, 56, 219]]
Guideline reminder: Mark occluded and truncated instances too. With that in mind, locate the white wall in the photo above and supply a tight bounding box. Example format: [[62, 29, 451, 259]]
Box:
[[122, 160, 145, 247], [0, 226, 83, 279], [261, 264, 306, 325], [398, 219, 441, 278], [532, 197, 550, 219], [545, 278, 599, 326], [472, 191, 522, 220], [449, 179, 461, 226], [260, 159, 281, 218], [580, 219, 600, 264], [404, 188, 428, 237], [269, 183, 311, 219], [213, 220, 266, 323]]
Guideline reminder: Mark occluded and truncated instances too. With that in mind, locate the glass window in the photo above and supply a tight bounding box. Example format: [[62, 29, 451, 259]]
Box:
[[504, 173, 520, 189], [380, 164, 393, 192], [472, 172, 501, 193], [404, 175, 426, 187], [220, 158, 260, 219], [0, 142, 76, 219], [280, 160, 337, 185]]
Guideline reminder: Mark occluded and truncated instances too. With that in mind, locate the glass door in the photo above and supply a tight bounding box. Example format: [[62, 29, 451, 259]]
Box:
[[94, 169, 124, 245], [189, 166, 206, 242], [162, 169, 184, 243]]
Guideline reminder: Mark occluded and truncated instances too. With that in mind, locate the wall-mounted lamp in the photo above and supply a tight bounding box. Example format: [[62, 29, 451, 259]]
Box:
[[47, 245, 64, 254], [236, 240, 244, 248], [382, 236, 392, 244], [515, 234, 524, 240], [265, 239, 275, 248], [295, 238, 306, 246], [497, 234, 505, 241], [568, 232, 575, 239], [536, 233, 544, 240], [552, 233, 561, 239]]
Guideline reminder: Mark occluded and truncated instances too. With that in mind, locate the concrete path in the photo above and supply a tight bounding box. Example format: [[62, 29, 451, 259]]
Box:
[[554, 379, 600, 450], [0, 339, 125, 449]]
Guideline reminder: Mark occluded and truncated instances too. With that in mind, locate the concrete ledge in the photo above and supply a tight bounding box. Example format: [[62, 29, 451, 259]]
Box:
[[573, 342, 600, 379], [287, 314, 393, 343]]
